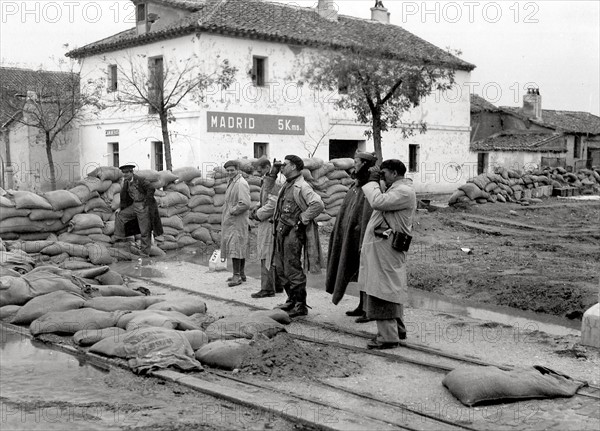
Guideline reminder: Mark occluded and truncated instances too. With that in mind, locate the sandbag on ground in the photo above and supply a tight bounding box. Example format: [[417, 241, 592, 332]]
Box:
[[30, 309, 126, 335], [182, 330, 209, 350], [0, 305, 21, 322], [90, 326, 204, 374], [442, 365, 586, 406], [249, 309, 292, 325], [147, 297, 207, 316], [116, 309, 201, 331], [205, 315, 286, 340], [83, 296, 165, 312], [11, 290, 86, 325], [0, 272, 82, 306], [194, 339, 252, 370], [73, 326, 126, 346], [82, 285, 144, 298]]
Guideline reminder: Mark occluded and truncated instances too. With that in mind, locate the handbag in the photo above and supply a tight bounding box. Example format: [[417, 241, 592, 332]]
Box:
[[376, 213, 412, 253]]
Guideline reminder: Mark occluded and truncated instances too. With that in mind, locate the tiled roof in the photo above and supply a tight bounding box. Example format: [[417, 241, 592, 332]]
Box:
[[501, 106, 600, 135], [0, 67, 77, 126], [470, 94, 500, 113], [470, 131, 566, 153], [67, 0, 473, 71], [151, 0, 206, 11]]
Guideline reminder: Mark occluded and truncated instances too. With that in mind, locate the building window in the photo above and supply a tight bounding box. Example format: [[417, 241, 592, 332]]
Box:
[[573, 136, 581, 158], [477, 153, 488, 175], [254, 142, 268, 159], [408, 144, 419, 172], [136, 3, 146, 22], [108, 142, 119, 167], [108, 65, 118, 92], [152, 141, 163, 171], [148, 56, 163, 114], [252, 56, 266, 87]]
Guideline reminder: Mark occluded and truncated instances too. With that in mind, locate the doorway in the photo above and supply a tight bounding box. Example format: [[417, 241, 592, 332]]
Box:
[[329, 140, 365, 159]]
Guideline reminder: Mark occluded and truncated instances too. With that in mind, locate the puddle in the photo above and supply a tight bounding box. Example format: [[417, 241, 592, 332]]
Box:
[[0, 330, 125, 430]]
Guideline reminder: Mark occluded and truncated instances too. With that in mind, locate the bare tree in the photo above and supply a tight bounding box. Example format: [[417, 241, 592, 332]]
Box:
[[108, 52, 237, 171], [300, 116, 341, 158], [3, 59, 103, 190], [298, 49, 458, 161]]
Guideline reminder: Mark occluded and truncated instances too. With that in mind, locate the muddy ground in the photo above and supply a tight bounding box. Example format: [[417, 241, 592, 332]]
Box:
[[404, 197, 599, 319]]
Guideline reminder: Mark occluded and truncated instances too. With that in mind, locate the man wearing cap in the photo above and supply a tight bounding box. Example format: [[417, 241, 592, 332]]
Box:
[[359, 159, 416, 349], [221, 160, 251, 287], [114, 164, 163, 256], [272, 155, 324, 317], [326, 151, 377, 322]]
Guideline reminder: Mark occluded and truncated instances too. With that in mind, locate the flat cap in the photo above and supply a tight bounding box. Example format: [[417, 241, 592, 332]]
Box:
[[119, 164, 136, 171]]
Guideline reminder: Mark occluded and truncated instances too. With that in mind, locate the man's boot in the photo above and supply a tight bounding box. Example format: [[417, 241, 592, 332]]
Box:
[[275, 300, 295, 311], [288, 302, 308, 318], [228, 259, 242, 286], [239, 259, 247, 282]]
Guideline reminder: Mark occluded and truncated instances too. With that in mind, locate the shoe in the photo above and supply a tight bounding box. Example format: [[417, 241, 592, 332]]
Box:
[[367, 340, 399, 350], [227, 275, 242, 287], [399, 332, 407, 341], [346, 307, 364, 317], [227, 276, 247, 282], [251, 290, 275, 298], [288, 304, 308, 318], [355, 314, 373, 323], [275, 301, 295, 311]]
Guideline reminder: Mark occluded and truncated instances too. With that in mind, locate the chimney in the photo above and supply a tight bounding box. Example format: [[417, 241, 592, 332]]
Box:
[[523, 87, 542, 121], [317, 0, 338, 21], [371, 1, 390, 24]]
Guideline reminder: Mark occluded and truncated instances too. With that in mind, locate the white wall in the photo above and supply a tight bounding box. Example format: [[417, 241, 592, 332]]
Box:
[[77, 33, 473, 193]]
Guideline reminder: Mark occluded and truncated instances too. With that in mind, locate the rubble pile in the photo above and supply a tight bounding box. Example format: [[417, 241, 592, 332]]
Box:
[[449, 166, 600, 206]]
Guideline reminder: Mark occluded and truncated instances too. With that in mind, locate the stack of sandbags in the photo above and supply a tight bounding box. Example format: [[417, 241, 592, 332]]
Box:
[[448, 165, 600, 206], [185, 173, 216, 245], [301, 157, 353, 224], [0, 190, 68, 240], [72, 175, 114, 222]]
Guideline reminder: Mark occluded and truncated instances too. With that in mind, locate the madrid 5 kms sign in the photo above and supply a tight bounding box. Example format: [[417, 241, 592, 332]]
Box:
[[207, 112, 305, 135]]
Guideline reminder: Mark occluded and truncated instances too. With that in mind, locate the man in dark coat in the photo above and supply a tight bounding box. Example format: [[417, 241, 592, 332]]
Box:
[[114, 164, 163, 256], [326, 152, 377, 322]]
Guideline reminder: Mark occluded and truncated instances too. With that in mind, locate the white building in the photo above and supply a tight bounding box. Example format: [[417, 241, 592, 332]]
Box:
[[68, 0, 476, 193]]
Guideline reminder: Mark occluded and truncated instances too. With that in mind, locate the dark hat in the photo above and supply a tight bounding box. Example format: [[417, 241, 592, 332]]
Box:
[[119, 164, 136, 172], [355, 151, 377, 162], [223, 160, 239, 169], [284, 155, 304, 171]]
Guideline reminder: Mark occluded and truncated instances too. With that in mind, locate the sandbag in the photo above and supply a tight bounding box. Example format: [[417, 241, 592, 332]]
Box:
[[182, 330, 210, 350], [302, 157, 324, 171], [136, 169, 160, 182], [176, 234, 197, 247], [325, 184, 349, 195], [79, 177, 113, 194], [191, 227, 212, 243], [326, 169, 350, 180], [30, 308, 126, 335], [10, 191, 53, 210], [90, 326, 203, 374], [0, 207, 31, 219], [183, 213, 209, 225], [165, 181, 190, 198], [329, 158, 354, 170], [458, 183, 489, 201], [60, 260, 96, 270], [0, 195, 15, 208], [60, 204, 85, 224], [0, 272, 81, 306], [147, 297, 207, 316], [205, 315, 286, 340], [311, 162, 335, 179], [58, 232, 93, 245], [443, 365, 585, 407], [194, 339, 252, 370], [250, 309, 292, 325], [156, 191, 188, 207], [88, 166, 123, 182], [0, 304, 21, 322], [0, 217, 65, 234], [86, 244, 115, 265], [117, 309, 201, 331], [158, 170, 179, 186], [161, 215, 184, 230], [11, 240, 55, 253], [82, 285, 143, 298], [188, 195, 213, 208], [85, 197, 110, 212], [69, 213, 104, 232], [73, 326, 126, 346], [189, 177, 215, 188], [43, 190, 83, 210], [11, 290, 86, 325], [83, 296, 165, 312], [95, 270, 125, 286], [72, 266, 110, 279], [173, 167, 202, 183], [68, 185, 96, 203]]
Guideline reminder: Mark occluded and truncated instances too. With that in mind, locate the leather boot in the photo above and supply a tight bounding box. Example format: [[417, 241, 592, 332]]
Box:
[[239, 259, 247, 282], [227, 259, 242, 286], [288, 303, 308, 318], [275, 300, 295, 311]]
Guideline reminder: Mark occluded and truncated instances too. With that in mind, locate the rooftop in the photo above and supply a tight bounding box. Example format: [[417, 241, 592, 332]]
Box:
[[500, 107, 600, 135], [67, 0, 473, 71], [470, 131, 566, 153]]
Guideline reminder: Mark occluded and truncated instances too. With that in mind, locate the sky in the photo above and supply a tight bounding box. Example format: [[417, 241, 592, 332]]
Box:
[[1, 0, 598, 115]]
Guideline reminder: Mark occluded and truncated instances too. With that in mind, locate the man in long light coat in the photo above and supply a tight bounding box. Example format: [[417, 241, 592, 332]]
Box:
[[221, 160, 251, 287], [358, 159, 416, 349]]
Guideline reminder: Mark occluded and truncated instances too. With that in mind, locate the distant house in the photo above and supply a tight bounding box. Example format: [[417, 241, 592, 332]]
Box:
[[66, 0, 476, 193], [0, 67, 81, 191], [470, 91, 600, 174]]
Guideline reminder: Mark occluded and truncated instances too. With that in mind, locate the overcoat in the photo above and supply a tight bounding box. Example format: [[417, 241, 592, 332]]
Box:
[[255, 175, 280, 267], [221, 173, 251, 259], [326, 181, 373, 304], [120, 174, 163, 237], [358, 178, 416, 304]]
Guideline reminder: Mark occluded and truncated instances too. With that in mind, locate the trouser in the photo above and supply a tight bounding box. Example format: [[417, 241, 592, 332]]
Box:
[[114, 202, 152, 254], [272, 227, 306, 305], [375, 318, 407, 343], [260, 259, 275, 293]]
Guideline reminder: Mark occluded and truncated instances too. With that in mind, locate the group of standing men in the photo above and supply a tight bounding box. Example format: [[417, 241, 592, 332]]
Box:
[[115, 151, 416, 350], [220, 152, 416, 350]]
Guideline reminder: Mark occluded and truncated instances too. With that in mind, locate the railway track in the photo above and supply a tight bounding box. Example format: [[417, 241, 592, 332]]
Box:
[[3, 273, 598, 430]]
